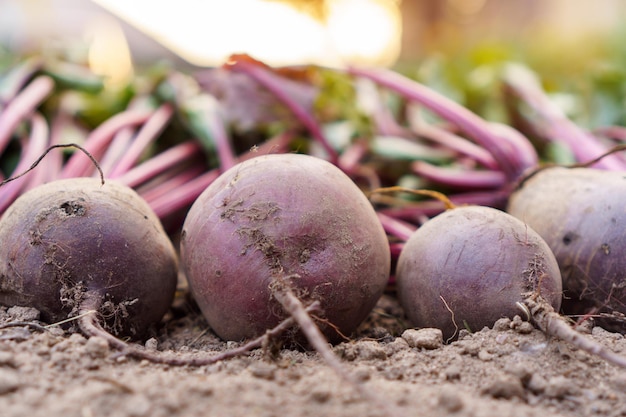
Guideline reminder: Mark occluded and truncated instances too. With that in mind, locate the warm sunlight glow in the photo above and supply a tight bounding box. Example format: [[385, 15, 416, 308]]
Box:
[[327, 0, 401, 66], [91, 0, 402, 67], [86, 16, 134, 86]]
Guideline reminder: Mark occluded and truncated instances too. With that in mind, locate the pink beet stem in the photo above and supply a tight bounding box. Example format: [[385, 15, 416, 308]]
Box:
[[0, 113, 50, 213], [412, 123, 499, 169], [377, 211, 416, 242], [348, 67, 530, 180], [109, 103, 174, 178], [97, 127, 136, 176], [118, 141, 204, 188], [0, 75, 54, 156], [411, 160, 506, 189], [504, 67, 626, 170], [147, 131, 294, 219], [229, 59, 339, 164], [60, 109, 153, 179]]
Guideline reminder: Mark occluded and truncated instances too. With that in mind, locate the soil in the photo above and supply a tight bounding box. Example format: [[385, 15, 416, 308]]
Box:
[[2, 292, 626, 417]]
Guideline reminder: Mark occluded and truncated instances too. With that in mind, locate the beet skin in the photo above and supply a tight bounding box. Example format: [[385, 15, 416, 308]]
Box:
[[396, 205, 562, 341], [180, 154, 391, 342], [0, 178, 178, 338], [508, 167, 626, 317]]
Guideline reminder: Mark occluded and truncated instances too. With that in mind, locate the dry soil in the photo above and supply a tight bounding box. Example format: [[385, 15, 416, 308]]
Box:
[[1, 292, 626, 417]]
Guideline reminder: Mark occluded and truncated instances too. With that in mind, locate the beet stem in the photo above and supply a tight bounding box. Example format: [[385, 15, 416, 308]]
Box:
[[229, 59, 339, 164], [117, 141, 203, 188], [196, 96, 237, 172], [378, 189, 510, 221], [503, 65, 626, 171], [0, 75, 54, 156], [412, 123, 499, 169], [60, 109, 153, 179], [377, 212, 416, 242], [0, 57, 42, 103], [411, 160, 506, 189], [148, 170, 220, 219], [147, 132, 293, 219], [0, 113, 49, 213], [37, 112, 74, 182], [348, 66, 529, 180], [109, 103, 174, 177]]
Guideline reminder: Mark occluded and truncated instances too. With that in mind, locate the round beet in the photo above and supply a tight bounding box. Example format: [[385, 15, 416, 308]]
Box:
[[396, 205, 562, 341], [0, 178, 178, 338], [507, 167, 626, 317], [180, 153, 390, 342]]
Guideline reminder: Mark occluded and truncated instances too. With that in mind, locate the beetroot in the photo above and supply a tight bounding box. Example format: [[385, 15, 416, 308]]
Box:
[[0, 177, 178, 337], [180, 153, 390, 342], [396, 205, 562, 341], [507, 167, 626, 318]]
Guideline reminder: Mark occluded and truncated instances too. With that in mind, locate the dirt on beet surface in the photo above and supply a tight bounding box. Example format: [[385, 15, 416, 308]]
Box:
[[1, 290, 626, 417]]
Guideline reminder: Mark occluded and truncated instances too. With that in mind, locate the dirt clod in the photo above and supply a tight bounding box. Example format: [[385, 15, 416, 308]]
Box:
[[0, 369, 20, 395], [481, 374, 525, 399], [402, 328, 443, 349], [84, 336, 110, 358], [2, 295, 626, 416]]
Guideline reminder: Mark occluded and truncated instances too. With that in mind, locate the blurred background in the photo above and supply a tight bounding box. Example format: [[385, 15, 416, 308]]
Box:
[[1, 0, 625, 70], [2, 0, 626, 224], [2, 0, 626, 128]]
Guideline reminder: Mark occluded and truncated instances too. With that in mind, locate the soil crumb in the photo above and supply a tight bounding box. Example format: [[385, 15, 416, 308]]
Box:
[[1, 294, 626, 417]]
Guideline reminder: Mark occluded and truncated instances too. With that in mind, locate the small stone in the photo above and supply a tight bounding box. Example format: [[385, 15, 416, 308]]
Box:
[[458, 341, 480, 356], [592, 326, 623, 340], [0, 369, 20, 395], [353, 366, 371, 382], [144, 338, 158, 351], [68, 333, 86, 345], [383, 337, 409, 356], [516, 322, 534, 334], [355, 340, 387, 360], [48, 327, 65, 337], [250, 364, 275, 380], [401, 328, 443, 350], [438, 385, 464, 412], [545, 376, 578, 399], [477, 350, 494, 361], [6, 306, 39, 322], [333, 343, 357, 361], [85, 336, 110, 358], [310, 388, 331, 403], [482, 375, 525, 399], [0, 351, 15, 367], [510, 315, 534, 334], [610, 374, 626, 391], [526, 374, 547, 394], [443, 364, 462, 381], [505, 363, 532, 386], [492, 317, 512, 331]]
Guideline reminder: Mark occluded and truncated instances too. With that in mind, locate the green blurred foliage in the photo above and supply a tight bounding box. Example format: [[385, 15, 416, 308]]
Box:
[[394, 23, 626, 131]]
